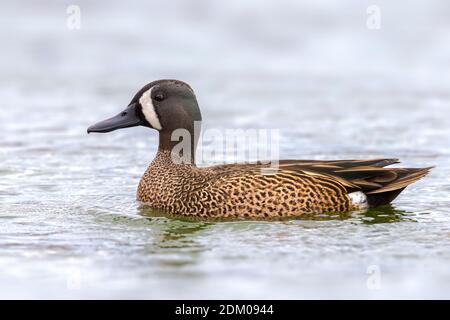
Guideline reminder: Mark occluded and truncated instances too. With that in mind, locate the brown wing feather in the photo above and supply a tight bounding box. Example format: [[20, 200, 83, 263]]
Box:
[[279, 163, 432, 195], [365, 167, 432, 194]]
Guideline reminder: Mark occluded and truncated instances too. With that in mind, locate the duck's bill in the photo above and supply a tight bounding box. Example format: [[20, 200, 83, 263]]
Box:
[[87, 103, 143, 133]]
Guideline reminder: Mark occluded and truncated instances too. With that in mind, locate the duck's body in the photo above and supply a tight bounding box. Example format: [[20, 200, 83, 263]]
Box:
[[88, 79, 431, 219], [137, 149, 430, 218]]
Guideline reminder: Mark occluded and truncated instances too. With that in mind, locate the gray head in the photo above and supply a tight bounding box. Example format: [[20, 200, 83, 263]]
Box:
[[87, 79, 202, 134]]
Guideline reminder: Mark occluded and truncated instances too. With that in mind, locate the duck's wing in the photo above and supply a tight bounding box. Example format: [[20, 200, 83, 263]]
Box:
[[209, 158, 432, 207]]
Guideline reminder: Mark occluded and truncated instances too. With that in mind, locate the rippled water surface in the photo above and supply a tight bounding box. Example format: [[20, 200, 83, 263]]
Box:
[[1, 0, 450, 298]]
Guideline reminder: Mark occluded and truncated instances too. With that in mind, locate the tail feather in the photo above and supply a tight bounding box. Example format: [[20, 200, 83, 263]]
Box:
[[364, 166, 432, 207], [366, 167, 433, 194]]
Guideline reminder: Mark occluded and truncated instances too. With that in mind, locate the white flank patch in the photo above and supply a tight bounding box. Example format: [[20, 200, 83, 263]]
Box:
[[348, 191, 369, 208], [139, 87, 163, 130]]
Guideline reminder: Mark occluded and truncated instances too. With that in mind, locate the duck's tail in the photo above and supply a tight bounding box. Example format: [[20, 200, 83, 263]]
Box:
[[364, 167, 433, 207]]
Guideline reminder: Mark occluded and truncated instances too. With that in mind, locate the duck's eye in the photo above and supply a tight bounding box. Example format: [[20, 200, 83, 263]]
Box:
[[154, 93, 165, 102]]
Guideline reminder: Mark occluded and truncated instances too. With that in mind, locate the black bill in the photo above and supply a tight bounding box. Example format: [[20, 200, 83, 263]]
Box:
[[87, 103, 143, 133]]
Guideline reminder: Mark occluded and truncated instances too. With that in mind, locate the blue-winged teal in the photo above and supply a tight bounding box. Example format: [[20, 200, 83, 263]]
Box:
[[88, 79, 431, 219]]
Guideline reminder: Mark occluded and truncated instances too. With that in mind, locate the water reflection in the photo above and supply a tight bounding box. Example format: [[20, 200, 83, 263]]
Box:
[[139, 205, 211, 245], [294, 204, 412, 224], [136, 206, 212, 269], [356, 205, 414, 224], [138, 202, 411, 225]]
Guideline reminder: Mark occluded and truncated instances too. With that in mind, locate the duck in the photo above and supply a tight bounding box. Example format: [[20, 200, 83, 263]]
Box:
[[87, 79, 432, 219]]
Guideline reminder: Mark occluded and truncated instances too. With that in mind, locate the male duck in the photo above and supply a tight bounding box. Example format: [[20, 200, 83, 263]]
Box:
[[88, 79, 431, 219]]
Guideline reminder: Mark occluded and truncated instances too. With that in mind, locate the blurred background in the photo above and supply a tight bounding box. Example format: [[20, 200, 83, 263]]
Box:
[[0, 0, 449, 299]]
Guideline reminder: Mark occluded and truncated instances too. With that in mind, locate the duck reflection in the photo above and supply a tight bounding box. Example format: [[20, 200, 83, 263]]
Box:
[[289, 204, 412, 224], [138, 203, 411, 228], [137, 205, 213, 269], [355, 204, 413, 224], [138, 204, 211, 245]]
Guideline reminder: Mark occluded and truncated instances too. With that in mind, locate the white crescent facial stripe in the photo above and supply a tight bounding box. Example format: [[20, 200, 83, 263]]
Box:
[[139, 87, 163, 130]]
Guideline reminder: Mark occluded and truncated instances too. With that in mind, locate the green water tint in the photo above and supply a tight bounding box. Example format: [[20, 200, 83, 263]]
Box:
[[138, 203, 412, 224]]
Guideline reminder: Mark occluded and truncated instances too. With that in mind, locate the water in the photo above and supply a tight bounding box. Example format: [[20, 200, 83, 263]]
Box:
[[1, 0, 450, 299]]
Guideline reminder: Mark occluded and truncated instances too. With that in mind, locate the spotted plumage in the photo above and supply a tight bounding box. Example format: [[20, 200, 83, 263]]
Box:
[[88, 79, 432, 219]]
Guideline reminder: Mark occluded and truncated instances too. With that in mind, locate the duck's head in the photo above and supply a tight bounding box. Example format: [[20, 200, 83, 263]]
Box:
[[87, 79, 201, 135]]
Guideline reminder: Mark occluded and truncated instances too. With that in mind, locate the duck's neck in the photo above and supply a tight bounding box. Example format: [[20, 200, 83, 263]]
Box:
[[156, 129, 198, 166]]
